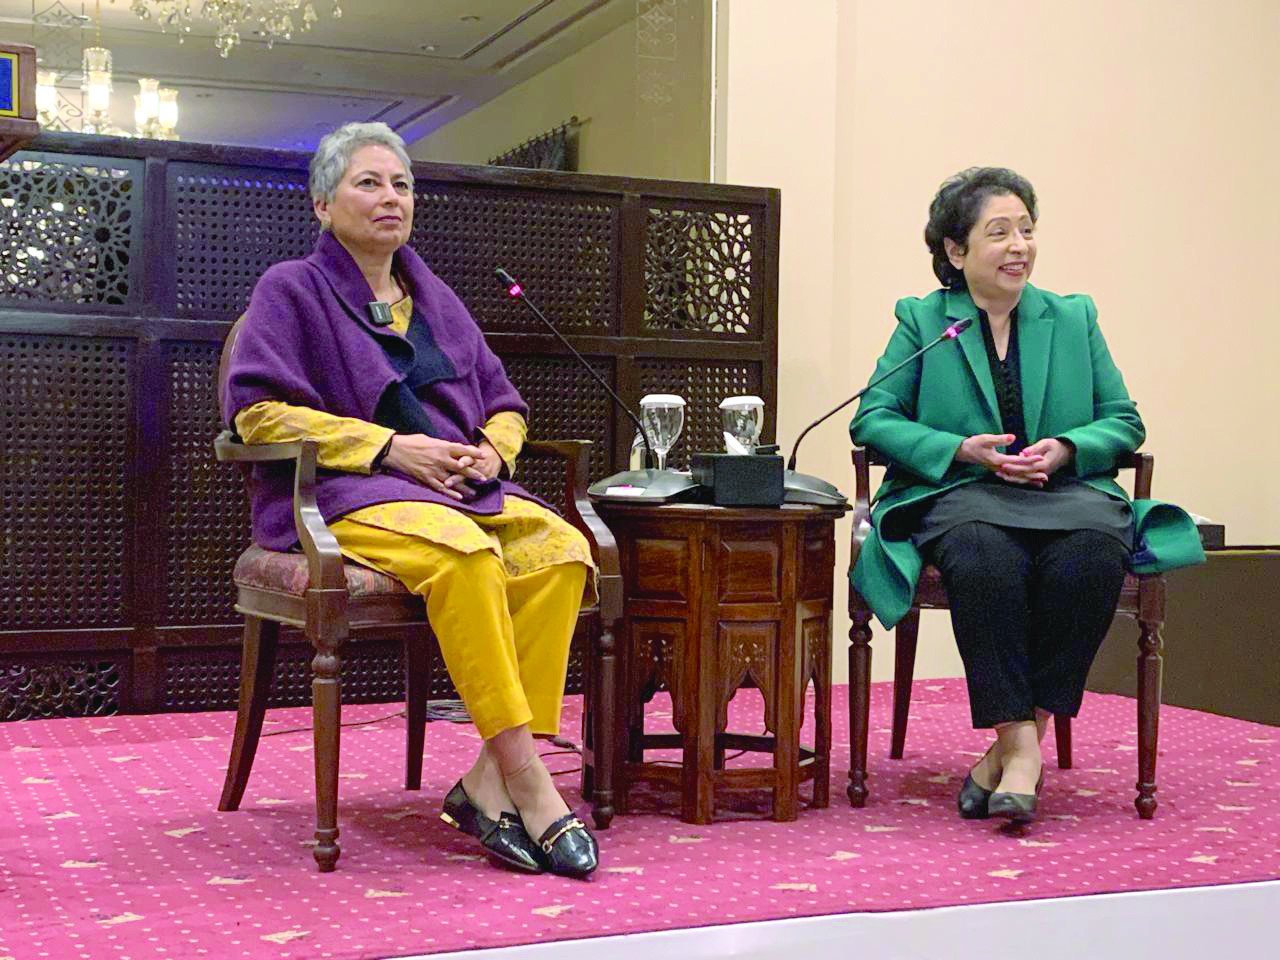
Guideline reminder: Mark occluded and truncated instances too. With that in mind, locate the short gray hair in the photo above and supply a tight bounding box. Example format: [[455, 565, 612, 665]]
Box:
[[309, 121, 414, 203]]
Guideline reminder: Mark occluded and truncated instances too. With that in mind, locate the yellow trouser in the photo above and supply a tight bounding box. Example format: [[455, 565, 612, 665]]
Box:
[[330, 519, 588, 739]]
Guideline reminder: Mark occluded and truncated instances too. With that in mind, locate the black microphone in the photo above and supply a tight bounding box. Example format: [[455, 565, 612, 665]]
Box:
[[496, 266, 655, 467], [787, 317, 972, 472], [496, 268, 699, 501]]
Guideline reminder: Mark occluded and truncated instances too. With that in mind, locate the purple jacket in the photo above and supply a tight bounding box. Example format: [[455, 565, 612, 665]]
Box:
[[223, 231, 535, 551]]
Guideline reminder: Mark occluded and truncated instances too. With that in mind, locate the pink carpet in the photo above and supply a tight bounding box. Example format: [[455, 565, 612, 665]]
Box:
[[1, 680, 1277, 960]]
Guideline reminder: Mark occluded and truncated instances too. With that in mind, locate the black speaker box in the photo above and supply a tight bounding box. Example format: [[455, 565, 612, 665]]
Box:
[[690, 452, 785, 506]]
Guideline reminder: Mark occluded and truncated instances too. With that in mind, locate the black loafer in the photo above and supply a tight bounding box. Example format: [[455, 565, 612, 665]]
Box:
[[535, 812, 598, 879], [440, 780, 543, 874], [989, 770, 1044, 824], [957, 773, 994, 819]]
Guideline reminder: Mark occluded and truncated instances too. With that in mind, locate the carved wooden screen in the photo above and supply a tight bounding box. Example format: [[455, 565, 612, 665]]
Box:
[[0, 132, 779, 719]]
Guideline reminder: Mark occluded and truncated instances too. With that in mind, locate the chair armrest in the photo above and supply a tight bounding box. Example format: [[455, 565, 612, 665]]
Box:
[[523, 439, 622, 622], [849, 446, 874, 568], [214, 429, 303, 463], [1119, 451, 1154, 499], [213, 431, 347, 598]]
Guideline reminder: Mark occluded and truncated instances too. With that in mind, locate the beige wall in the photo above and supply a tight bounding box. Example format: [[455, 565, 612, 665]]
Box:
[[721, 0, 1280, 681], [413, 6, 711, 182]]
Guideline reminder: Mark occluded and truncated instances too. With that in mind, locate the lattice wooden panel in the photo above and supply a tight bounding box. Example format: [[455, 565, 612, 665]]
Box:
[[160, 642, 408, 712], [0, 335, 132, 628], [637, 359, 762, 469], [504, 354, 615, 502], [644, 205, 756, 337], [414, 184, 616, 333], [159, 631, 588, 714], [171, 164, 318, 319], [0, 152, 141, 306], [0, 136, 776, 722], [163, 342, 251, 625], [0, 659, 124, 720]]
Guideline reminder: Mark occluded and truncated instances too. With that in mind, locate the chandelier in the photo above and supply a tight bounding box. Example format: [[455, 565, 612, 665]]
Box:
[[126, 2, 344, 58], [33, 2, 181, 139]]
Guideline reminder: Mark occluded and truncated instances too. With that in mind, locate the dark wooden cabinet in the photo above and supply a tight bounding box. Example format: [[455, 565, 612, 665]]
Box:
[[594, 501, 846, 823]]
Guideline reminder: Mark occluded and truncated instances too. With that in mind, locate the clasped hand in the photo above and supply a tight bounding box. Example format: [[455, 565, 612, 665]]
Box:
[[380, 434, 503, 501], [955, 434, 1072, 488]]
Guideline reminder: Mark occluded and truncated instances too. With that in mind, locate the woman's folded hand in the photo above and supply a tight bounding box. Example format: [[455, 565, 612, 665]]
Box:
[[955, 434, 1074, 488], [442, 440, 505, 497], [382, 434, 487, 500], [955, 433, 1048, 487]]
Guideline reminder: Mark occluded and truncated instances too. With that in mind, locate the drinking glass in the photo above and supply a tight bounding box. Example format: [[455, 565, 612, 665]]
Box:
[[719, 395, 764, 454], [639, 394, 686, 471]]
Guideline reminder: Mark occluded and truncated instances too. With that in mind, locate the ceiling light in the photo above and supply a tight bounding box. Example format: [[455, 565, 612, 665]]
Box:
[[127, 1, 345, 58]]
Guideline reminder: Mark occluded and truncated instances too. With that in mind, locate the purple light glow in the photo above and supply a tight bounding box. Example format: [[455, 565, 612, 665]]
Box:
[[507, 284, 523, 298]]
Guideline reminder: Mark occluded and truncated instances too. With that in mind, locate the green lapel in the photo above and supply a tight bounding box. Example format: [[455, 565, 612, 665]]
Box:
[[944, 288, 999, 426], [1015, 284, 1053, 440]]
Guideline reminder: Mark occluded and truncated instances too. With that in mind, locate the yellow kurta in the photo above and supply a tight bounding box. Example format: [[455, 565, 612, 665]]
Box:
[[234, 295, 593, 737]]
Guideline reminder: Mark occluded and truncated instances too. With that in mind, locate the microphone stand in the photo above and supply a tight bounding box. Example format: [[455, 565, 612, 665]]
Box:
[[782, 318, 972, 505], [495, 267, 699, 501]]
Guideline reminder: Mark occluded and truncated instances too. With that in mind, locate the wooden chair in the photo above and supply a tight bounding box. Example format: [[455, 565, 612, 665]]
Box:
[[214, 317, 622, 872], [846, 447, 1168, 819]]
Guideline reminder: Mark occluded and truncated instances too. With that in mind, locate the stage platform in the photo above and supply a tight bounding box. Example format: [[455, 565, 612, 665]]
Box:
[[1, 681, 1277, 959]]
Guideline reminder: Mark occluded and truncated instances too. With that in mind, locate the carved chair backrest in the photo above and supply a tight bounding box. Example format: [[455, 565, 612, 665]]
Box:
[[216, 315, 247, 427]]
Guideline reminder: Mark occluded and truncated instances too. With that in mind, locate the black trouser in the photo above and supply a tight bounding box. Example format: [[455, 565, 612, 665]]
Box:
[[926, 522, 1129, 728]]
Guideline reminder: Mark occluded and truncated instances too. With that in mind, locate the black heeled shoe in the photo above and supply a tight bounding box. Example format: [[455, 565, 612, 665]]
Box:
[[440, 780, 544, 874], [988, 770, 1045, 824], [957, 773, 995, 819], [535, 812, 599, 879]]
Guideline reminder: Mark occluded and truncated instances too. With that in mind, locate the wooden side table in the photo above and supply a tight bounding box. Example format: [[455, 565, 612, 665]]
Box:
[[592, 500, 847, 824]]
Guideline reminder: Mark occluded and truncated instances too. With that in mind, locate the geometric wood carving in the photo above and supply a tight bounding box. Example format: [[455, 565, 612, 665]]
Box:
[[0, 132, 778, 722]]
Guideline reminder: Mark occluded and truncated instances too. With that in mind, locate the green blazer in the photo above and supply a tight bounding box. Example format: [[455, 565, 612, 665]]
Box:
[[849, 283, 1204, 628]]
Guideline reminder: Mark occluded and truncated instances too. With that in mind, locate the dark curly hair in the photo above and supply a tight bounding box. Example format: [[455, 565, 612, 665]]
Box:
[[925, 167, 1038, 289]]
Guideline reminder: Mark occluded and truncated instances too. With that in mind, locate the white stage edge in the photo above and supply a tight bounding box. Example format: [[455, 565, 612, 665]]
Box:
[[397, 880, 1280, 960]]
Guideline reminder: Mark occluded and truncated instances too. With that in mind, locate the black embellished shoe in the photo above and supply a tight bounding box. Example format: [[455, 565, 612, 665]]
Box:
[[440, 780, 543, 874], [957, 773, 995, 819], [988, 770, 1045, 824], [535, 812, 598, 879]]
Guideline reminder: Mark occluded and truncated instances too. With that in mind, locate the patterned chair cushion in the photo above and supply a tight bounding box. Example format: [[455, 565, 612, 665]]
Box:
[[233, 544, 409, 599]]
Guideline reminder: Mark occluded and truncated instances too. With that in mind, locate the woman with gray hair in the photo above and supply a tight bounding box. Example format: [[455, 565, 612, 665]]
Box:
[[223, 122, 599, 878]]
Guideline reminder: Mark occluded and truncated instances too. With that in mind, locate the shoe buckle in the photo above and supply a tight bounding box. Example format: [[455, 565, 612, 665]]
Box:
[[540, 817, 585, 854]]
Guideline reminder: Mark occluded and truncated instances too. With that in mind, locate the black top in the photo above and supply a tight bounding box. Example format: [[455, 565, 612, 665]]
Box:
[[980, 308, 1027, 454], [911, 308, 1132, 551]]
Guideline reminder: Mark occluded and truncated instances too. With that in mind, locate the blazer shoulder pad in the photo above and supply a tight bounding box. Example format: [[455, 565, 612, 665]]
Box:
[[1038, 288, 1097, 324], [893, 289, 945, 325]]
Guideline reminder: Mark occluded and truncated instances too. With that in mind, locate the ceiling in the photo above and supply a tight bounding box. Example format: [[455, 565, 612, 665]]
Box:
[[1, 0, 635, 150]]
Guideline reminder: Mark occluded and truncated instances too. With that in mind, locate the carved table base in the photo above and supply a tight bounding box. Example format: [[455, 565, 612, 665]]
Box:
[[595, 501, 846, 824]]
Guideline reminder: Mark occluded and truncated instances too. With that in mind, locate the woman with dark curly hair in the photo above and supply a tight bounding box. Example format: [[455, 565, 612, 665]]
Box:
[[849, 167, 1203, 823]]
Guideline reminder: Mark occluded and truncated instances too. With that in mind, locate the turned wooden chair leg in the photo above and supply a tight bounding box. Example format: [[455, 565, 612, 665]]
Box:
[[218, 617, 280, 812], [847, 608, 874, 807], [404, 633, 430, 791], [890, 610, 920, 759], [581, 639, 596, 799], [588, 615, 618, 829], [1136, 616, 1164, 819], [1053, 715, 1073, 769], [311, 639, 343, 872], [812, 633, 833, 809]]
